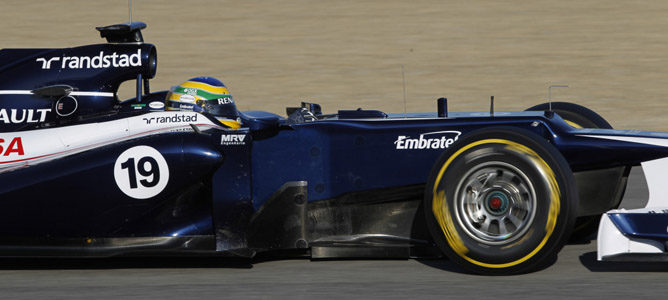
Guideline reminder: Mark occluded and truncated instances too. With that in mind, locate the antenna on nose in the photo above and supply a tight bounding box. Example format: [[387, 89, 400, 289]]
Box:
[[129, 0, 133, 23], [548, 84, 568, 111], [401, 65, 407, 118], [490, 96, 494, 116]]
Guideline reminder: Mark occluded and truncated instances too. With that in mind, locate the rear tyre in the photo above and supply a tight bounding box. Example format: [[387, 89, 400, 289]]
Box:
[[525, 102, 611, 129], [424, 127, 577, 275]]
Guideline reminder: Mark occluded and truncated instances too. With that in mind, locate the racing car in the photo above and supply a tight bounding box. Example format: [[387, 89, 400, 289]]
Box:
[[0, 21, 663, 275]]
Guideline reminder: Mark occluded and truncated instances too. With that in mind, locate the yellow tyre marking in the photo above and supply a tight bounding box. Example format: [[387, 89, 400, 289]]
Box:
[[432, 190, 468, 255], [564, 120, 583, 129], [432, 138, 561, 269]]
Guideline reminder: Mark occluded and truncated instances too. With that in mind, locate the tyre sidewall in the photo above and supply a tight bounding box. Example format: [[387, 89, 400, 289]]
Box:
[[425, 127, 577, 274]]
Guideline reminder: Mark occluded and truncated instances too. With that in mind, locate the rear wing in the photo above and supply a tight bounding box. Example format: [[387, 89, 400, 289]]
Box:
[[96, 22, 147, 43]]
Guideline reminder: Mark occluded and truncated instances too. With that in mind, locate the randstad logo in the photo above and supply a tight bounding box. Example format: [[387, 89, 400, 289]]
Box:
[[36, 49, 142, 70], [394, 131, 461, 150]]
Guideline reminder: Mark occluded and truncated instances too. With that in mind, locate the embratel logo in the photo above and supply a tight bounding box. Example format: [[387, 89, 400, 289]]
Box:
[[394, 131, 461, 150], [142, 113, 198, 125], [221, 134, 246, 146], [36, 49, 142, 70]]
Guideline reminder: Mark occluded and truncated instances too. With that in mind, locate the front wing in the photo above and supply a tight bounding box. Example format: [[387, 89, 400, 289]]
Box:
[[598, 157, 668, 261]]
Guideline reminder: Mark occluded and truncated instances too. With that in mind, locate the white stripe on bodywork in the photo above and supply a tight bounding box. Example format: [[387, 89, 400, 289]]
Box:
[[70, 91, 115, 97], [578, 134, 668, 147], [0, 112, 223, 173], [0, 90, 114, 97]]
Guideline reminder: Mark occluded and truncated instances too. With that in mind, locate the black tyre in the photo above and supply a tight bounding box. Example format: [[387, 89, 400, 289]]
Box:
[[526, 102, 627, 241], [525, 102, 611, 129], [424, 127, 577, 275]]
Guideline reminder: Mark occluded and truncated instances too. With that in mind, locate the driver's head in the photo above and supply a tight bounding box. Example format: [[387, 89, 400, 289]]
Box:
[[165, 76, 242, 129]]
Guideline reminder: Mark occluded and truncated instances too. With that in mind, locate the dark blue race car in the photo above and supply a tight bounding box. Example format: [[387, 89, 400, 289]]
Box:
[[2, 22, 667, 275]]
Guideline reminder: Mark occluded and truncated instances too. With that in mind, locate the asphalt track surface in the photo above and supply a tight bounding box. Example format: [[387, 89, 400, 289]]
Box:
[[0, 167, 664, 299]]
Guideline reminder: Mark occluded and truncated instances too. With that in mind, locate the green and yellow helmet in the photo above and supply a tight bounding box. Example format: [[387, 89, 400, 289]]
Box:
[[165, 76, 242, 129]]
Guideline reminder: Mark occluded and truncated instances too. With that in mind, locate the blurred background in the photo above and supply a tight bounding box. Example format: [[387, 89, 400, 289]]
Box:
[[3, 0, 668, 130]]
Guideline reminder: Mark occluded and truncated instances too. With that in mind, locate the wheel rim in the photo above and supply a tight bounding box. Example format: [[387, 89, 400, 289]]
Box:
[[454, 161, 537, 245]]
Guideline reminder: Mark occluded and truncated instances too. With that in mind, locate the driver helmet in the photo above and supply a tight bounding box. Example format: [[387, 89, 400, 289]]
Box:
[[165, 76, 242, 129]]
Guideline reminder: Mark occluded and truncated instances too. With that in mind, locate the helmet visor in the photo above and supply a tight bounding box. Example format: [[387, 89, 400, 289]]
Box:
[[198, 97, 239, 119]]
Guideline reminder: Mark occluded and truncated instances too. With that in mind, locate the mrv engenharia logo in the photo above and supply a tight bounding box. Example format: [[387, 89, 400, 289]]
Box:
[[394, 131, 461, 150], [221, 134, 246, 146], [36, 49, 142, 70]]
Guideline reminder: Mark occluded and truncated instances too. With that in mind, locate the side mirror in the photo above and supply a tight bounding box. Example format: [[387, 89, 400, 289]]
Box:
[[239, 111, 281, 132], [31, 85, 73, 97]]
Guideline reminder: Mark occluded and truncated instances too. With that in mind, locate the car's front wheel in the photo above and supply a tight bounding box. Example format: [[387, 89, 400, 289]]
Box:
[[424, 127, 577, 274], [526, 101, 629, 241]]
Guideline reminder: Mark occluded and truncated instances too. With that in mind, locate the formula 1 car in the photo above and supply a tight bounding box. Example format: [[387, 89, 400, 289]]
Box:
[[1, 22, 664, 275]]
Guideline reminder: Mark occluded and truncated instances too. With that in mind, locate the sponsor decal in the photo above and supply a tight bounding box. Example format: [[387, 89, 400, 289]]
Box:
[[142, 113, 198, 125], [221, 134, 246, 146], [166, 127, 195, 133], [131, 104, 146, 110], [183, 88, 198, 96], [148, 101, 165, 110], [36, 49, 142, 70], [0, 108, 51, 124], [55, 96, 78, 116], [114, 145, 169, 199], [394, 130, 461, 150], [179, 94, 196, 102], [217, 97, 234, 105], [177, 104, 195, 111], [0, 137, 24, 156]]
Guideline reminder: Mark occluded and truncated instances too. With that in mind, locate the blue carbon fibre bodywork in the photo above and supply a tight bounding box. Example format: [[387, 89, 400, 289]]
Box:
[[249, 113, 668, 210], [250, 114, 549, 209], [6, 22, 668, 258], [0, 130, 222, 238], [608, 212, 668, 240], [556, 129, 668, 170], [3, 104, 668, 246], [0, 43, 156, 132]]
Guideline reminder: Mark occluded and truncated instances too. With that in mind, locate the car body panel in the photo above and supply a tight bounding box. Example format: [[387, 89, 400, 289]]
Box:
[[3, 22, 668, 263]]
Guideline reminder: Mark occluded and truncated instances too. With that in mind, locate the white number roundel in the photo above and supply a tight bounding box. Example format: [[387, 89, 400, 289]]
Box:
[[113, 145, 170, 199]]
